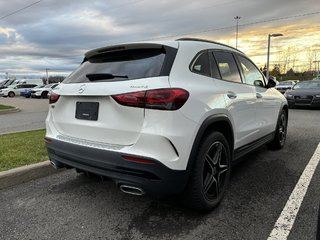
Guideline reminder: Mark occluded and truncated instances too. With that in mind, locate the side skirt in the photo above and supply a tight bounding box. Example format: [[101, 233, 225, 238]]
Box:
[[233, 132, 275, 164]]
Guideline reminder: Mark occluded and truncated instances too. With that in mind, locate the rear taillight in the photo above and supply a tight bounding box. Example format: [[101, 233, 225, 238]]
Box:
[[112, 88, 189, 110], [49, 93, 60, 104]]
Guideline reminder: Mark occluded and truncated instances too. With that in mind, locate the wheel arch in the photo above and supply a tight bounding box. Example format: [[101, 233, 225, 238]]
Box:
[[41, 91, 49, 98], [186, 114, 234, 172]]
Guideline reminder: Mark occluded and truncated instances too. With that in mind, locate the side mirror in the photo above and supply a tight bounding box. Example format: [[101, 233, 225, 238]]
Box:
[[267, 78, 277, 88], [253, 80, 264, 87]]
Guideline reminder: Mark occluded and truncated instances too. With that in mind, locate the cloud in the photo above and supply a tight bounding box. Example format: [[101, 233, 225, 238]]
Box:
[[0, 0, 319, 75]]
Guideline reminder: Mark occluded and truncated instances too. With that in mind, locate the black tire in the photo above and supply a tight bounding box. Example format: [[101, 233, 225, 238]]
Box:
[[41, 91, 48, 98], [184, 131, 231, 212], [268, 109, 288, 150], [8, 92, 15, 98]]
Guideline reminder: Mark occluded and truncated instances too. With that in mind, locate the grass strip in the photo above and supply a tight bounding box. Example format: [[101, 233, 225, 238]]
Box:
[[0, 104, 15, 110], [0, 129, 48, 171]]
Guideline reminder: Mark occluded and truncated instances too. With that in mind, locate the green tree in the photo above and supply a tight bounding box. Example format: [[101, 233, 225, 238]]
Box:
[[286, 68, 294, 76]]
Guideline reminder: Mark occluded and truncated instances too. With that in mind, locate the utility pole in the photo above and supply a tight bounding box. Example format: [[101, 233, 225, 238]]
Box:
[[234, 16, 241, 49]]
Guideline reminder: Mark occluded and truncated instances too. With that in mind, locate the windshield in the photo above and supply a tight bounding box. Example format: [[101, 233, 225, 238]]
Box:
[[293, 81, 320, 89], [4, 80, 14, 87], [63, 47, 171, 83]]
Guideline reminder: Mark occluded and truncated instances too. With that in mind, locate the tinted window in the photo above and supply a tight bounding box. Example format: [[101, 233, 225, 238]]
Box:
[[16, 85, 26, 89], [64, 48, 168, 83], [209, 52, 221, 79], [213, 52, 241, 83], [191, 51, 211, 77], [238, 55, 265, 87]]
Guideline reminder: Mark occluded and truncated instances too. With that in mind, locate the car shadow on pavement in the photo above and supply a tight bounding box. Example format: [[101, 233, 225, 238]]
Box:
[[317, 202, 320, 240]]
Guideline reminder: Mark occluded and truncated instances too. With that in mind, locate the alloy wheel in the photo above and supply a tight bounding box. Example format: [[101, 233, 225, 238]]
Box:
[[278, 113, 287, 145], [203, 141, 228, 201]]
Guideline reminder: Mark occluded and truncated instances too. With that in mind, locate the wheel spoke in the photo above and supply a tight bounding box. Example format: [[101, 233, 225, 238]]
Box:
[[217, 168, 228, 191], [205, 154, 215, 170], [219, 157, 228, 169], [203, 173, 216, 195], [212, 143, 222, 165]]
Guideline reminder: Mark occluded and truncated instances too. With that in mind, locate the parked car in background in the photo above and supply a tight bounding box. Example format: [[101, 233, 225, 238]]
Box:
[[13, 79, 44, 86], [20, 88, 34, 98], [275, 80, 297, 94], [284, 80, 320, 108], [0, 79, 15, 90], [46, 38, 288, 211], [31, 83, 59, 98], [1, 83, 39, 97]]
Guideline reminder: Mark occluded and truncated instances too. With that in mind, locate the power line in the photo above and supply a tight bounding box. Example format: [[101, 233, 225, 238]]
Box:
[[145, 11, 320, 41], [0, 0, 44, 21]]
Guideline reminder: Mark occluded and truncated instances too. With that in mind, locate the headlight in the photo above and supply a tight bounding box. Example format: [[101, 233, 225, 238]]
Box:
[[315, 94, 320, 98], [285, 94, 293, 99]]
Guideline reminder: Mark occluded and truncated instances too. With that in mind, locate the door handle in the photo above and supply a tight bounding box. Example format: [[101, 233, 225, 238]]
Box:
[[227, 91, 237, 99], [256, 93, 263, 99]]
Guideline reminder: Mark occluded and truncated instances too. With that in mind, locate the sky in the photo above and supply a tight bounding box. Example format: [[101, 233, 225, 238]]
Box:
[[0, 0, 319, 78]]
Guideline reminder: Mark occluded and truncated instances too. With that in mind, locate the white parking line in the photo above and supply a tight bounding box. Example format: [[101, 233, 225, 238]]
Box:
[[268, 143, 320, 240]]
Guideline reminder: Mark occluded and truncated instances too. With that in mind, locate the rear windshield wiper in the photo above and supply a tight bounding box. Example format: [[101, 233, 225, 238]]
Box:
[[86, 73, 128, 81]]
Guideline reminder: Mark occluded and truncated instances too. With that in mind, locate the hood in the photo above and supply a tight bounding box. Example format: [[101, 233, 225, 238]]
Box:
[[286, 88, 320, 95]]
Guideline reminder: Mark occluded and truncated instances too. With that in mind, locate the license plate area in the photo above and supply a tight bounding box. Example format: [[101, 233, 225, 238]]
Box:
[[75, 102, 99, 121]]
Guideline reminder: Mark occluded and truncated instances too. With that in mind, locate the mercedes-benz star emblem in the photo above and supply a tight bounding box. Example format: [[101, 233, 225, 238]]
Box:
[[78, 84, 86, 94]]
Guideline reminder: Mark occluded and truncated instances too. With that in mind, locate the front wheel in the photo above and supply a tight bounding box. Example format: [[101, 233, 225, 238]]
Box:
[[268, 109, 288, 150], [8, 92, 15, 98], [184, 131, 231, 212]]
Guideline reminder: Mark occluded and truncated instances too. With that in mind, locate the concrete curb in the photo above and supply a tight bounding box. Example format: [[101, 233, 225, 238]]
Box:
[[0, 161, 63, 190], [0, 107, 20, 115]]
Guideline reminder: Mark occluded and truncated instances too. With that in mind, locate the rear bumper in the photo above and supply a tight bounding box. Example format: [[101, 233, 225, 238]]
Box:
[[46, 138, 189, 195]]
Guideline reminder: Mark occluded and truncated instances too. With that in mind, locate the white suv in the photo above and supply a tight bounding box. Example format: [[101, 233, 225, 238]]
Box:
[[45, 38, 288, 211]]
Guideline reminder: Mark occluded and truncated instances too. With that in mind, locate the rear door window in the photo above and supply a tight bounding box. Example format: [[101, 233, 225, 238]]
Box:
[[213, 52, 242, 83], [64, 47, 176, 83]]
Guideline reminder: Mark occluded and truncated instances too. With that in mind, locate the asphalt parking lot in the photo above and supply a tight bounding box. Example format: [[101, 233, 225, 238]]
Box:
[[0, 108, 319, 240], [0, 97, 49, 134]]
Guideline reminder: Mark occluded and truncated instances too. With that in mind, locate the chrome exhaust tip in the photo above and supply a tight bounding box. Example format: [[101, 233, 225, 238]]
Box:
[[50, 160, 58, 169], [50, 160, 64, 169], [119, 185, 145, 196]]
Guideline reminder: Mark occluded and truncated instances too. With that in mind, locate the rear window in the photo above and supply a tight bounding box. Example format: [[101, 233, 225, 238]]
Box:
[[64, 47, 175, 83]]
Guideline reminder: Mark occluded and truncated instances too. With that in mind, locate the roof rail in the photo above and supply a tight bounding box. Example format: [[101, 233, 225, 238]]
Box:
[[176, 37, 243, 53]]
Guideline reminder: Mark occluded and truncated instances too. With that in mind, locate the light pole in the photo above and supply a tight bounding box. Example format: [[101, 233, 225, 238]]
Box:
[[234, 16, 241, 49], [266, 33, 283, 80]]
